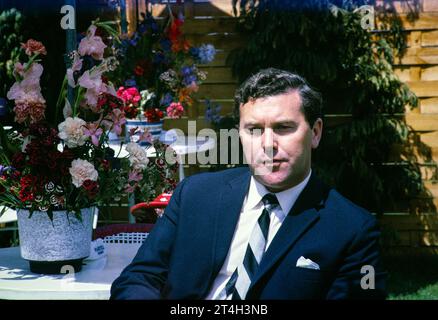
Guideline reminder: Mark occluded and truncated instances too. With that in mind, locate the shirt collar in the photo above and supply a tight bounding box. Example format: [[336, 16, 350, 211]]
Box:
[[245, 170, 312, 218]]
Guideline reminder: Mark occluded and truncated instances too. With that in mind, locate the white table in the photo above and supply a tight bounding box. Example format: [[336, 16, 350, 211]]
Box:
[[0, 243, 141, 300], [110, 130, 216, 181]]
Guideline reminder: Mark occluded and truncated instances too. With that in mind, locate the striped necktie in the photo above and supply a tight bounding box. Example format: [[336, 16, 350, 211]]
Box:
[[223, 193, 279, 300]]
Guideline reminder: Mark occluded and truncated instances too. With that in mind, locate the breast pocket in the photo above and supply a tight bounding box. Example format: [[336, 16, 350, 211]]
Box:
[[289, 266, 325, 282], [275, 267, 327, 299]]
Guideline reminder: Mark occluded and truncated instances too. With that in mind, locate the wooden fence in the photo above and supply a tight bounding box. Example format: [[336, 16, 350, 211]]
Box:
[[124, 0, 438, 254]]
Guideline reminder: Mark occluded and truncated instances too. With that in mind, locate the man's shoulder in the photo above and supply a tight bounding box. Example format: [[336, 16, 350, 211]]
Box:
[[183, 166, 250, 186], [321, 184, 377, 229]]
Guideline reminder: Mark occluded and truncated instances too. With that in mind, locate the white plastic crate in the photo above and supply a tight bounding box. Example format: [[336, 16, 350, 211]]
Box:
[[102, 232, 149, 244]]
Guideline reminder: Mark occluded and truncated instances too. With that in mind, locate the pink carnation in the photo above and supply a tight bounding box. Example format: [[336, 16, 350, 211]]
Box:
[[21, 39, 47, 56], [166, 102, 184, 119], [117, 86, 141, 106]]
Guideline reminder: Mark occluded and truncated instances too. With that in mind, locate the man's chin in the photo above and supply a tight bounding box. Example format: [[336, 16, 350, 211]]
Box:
[[253, 170, 288, 190]]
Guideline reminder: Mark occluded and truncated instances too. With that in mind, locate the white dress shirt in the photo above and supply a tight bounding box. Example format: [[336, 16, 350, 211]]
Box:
[[205, 170, 312, 299]]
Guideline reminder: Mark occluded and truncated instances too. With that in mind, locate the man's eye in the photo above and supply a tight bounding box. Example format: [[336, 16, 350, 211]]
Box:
[[275, 126, 295, 133], [247, 128, 263, 135]]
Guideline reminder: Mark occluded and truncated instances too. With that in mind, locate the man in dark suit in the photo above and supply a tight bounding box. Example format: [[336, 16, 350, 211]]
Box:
[[111, 68, 386, 300]]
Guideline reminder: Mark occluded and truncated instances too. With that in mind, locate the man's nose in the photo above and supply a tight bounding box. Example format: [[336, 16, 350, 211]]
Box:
[[261, 128, 277, 157]]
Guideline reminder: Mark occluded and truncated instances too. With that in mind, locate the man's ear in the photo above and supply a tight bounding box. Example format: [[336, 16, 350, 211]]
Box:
[[311, 118, 323, 149]]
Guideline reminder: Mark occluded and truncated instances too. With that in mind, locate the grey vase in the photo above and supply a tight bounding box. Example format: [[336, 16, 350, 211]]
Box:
[[17, 207, 94, 274]]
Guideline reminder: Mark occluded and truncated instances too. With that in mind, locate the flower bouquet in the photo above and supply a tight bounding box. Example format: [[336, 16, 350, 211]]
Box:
[[109, 9, 216, 132], [0, 20, 177, 273]]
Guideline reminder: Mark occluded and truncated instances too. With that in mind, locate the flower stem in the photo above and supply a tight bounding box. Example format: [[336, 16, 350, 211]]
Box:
[[56, 75, 68, 122]]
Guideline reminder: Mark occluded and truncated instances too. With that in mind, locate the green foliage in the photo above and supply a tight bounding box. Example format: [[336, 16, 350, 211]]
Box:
[[0, 8, 23, 99], [229, 0, 433, 213]]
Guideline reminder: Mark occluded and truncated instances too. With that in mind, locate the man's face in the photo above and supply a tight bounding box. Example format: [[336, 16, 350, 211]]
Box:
[[239, 90, 323, 192]]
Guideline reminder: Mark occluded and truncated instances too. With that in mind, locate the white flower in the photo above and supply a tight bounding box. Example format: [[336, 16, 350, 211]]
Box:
[[69, 159, 98, 188], [58, 117, 87, 148], [126, 142, 149, 171]]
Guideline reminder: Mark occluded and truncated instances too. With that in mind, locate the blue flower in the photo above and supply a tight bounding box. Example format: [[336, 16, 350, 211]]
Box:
[[153, 52, 165, 65], [138, 23, 148, 34], [181, 66, 193, 77], [204, 100, 222, 124], [189, 47, 200, 58], [125, 79, 137, 87], [160, 93, 173, 107], [183, 74, 197, 86], [197, 44, 216, 64], [129, 32, 140, 46], [160, 39, 172, 52], [0, 165, 11, 176], [151, 21, 158, 32]]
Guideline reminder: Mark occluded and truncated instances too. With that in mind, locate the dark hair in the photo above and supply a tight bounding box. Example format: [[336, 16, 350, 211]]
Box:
[[234, 68, 323, 126]]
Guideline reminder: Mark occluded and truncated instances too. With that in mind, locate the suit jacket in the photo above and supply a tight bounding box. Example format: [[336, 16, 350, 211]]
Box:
[[110, 167, 387, 299]]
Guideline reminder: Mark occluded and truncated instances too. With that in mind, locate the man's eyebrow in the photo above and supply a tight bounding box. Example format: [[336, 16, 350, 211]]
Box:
[[243, 120, 298, 127], [243, 122, 261, 127]]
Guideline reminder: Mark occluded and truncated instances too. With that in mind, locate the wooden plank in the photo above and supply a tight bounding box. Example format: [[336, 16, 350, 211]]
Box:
[[405, 80, 438, 97], [394, 47, 438, 65], [199, 66, 238, 84], [410, 66, 422, 81], [409, 31, 422, 48], [192, 0, 236, 17], [379, 213, 438, 230], [394, 66, 411, 81], [407, 113, 438, 130], [199, 50, 230, 67], [422, 30, 438, 46], [420, 97, 438, 113], [185, 0, 195, 19], [421, 66, 438, 81], [420, 131, 438, 148], [196, 83, 237, 100], [424, 181, 438, 198], [187, 33, 246, 51], [424, 0, 438, 12], [197, 99, 234, 115], [375, 1, 418, 14], [420, 163, 438, 181], [163, 116, 214, 134], [184, 17, 238, 34], [396, 13, 438, 31]]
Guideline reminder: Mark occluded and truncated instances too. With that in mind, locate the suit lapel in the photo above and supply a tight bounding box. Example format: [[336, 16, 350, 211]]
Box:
[[207, 169, 251, 287], [249, 174, 328, 291]]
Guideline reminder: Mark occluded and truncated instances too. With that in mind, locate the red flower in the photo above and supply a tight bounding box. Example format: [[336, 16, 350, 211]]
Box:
[[18, 174, 38, 202], [167, 16, 184, 43], [11, 152, 26, 169], [101, 159, 110, 171], [83, 179, 99, 198], [21, 39, 47, 56], [134, 65, 144, 76], [144, 108, 164, 122], [19, 189, 33, 202]]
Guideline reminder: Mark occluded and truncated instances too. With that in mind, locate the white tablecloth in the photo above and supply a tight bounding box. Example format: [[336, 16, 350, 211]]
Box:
[[0, 243, 142, 300]]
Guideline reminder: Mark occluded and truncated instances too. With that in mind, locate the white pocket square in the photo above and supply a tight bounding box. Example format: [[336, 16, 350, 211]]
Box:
[[296, 256, 320, 270]]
